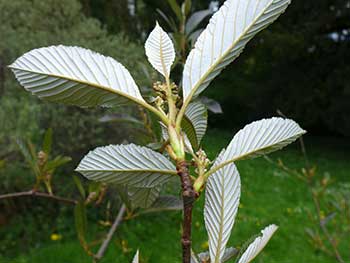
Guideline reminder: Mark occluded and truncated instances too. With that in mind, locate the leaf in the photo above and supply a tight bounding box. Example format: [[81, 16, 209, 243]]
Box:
[[127, 185, 162, 209], [45, 156, 71, 173], [74, 201, 87, 242], [182, 101, 208, 149], [73, 176, 86, 199], [238, 224, 278, 263], [196, 247, 238, 263], [182, 0, 192, 16], [145, 23, 175, 78], [10, 45, 146, 108], [132, 250, 139, 263], [208, 118, 305, 176], [182, 0, 292, 102], [200, 97, 223, 114], [42, 128, 53, 155], [141, 195, 183, 214], [76, 144, 177, 188], [204, 151, 241, 263], [185, 9, 212, 34], [167, 0, 182, 21]]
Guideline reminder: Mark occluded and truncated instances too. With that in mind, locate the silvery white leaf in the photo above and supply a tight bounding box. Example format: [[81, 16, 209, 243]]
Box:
[[145, 22, 175, 77], [238, 224, 278, 263], [208, 118, 305, 176], [76, 144, 176, 188], [182, 0, 292, 102], [204, 151, 241, 263], [10, 45, 144, 107], [222, 117, 306, 162]]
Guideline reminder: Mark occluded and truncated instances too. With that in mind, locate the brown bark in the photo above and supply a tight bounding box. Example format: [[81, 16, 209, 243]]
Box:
[[177, 160, 197, 263]]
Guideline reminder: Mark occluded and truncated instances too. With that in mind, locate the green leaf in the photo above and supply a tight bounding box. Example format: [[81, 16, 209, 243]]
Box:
[[74, 201, 87, 242], [73, 176, 86, 199], [167, 0, 182, 21], [45, 156, 71, 173], [182, 0, 192, 17], [42, 128, 53, 155]]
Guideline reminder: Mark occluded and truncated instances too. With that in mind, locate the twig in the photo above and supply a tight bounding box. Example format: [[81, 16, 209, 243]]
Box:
[[94, 204, 126, 262], [177, 160, 196, 263], [0, 190, 77, 205], [311, 191, 345, 263]]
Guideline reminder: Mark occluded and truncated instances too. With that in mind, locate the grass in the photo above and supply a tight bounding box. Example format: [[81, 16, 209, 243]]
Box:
[[1, 129, 349, 263]]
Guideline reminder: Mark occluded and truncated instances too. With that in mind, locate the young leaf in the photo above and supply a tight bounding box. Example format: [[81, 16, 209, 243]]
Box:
[[145, 23, 176, 78], [76, 144, 177, 188], [182, 101, 208, 149], [238, 225, 278, 263], [167, 0, 183, 21], [9, 45, 146, 108], [42, 128, 53, 155], [182, 0, 292, 103], [204, 151, 241, 263], [196, 247, 238, 263], [132, 250, 139, 263], [207, 118, 306, 177]]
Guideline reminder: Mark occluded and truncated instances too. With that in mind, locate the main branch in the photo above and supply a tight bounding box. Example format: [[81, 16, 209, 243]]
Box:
[[177, 160, 196, 263]]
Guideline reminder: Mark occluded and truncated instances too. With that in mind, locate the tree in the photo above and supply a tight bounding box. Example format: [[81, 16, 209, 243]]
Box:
[[9, 0, 306, 262]]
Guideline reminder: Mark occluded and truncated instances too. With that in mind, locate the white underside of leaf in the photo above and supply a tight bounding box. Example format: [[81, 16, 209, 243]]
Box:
[[238, 224, 278, 263], [10, 45, 144, 107], [222, 117, 306, 162], [205, 151, 241, 263], [145, 23, 175, 77], [76, 144, 176, 188], [182, 0, 292, 102]]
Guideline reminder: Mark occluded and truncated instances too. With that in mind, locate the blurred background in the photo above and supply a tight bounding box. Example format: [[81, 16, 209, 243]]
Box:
[[0, 0, 349, 262]]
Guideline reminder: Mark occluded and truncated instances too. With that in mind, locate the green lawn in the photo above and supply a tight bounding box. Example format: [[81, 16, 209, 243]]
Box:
[[1, 130, 349, 263]]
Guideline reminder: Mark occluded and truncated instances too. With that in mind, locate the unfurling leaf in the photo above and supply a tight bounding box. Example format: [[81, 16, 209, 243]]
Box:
[[208, 118, 305, 176], [205, 151, 241, 263], [10, 45, 145, 108], [145, 23, 175, 78], [238, 224, 278, 263], [182, 0, 292, 103], [76, 144, 177, 188]]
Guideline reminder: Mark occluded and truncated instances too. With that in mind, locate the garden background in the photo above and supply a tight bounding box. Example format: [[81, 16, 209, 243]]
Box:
[[0, 0, 349, 262]]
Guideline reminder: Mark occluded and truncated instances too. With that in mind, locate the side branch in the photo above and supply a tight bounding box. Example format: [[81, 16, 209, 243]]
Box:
[[177, 160, 197, 263], [0, 190, 77, 205], [94, 204, 126, 261]]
